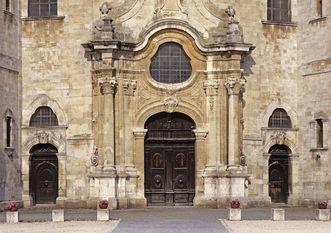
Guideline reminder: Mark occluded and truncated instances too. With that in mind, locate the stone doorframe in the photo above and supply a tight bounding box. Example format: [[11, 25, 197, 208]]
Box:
[[133, 105, 207, 207], [22, 94, 67, 207], [262, 135, 300, 206]]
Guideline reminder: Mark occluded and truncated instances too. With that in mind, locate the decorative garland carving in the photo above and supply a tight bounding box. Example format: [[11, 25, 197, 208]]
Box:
[[203, 79, 219, 111]]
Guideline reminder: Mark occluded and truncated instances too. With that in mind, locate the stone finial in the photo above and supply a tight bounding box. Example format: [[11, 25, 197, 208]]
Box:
[[100, 2, 112, 17], [94, 2, 115, 40], [225, 6, 236, 23], [225, 6, 243, 43]]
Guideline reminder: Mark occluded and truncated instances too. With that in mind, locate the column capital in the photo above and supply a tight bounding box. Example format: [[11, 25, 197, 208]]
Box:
[[193, 129, 208, 140], [123, 79, 137, 96], [98, 76, 117, 95], [203, 79, 219, 96], [224, 76, 246, 95], [133, 129, 148, 138]]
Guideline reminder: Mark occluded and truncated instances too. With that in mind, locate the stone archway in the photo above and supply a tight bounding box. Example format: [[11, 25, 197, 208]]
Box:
[[144, 112, 196, 206]]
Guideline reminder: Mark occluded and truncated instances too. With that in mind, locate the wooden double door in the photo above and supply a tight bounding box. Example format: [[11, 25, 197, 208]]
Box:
[[144, 112, 196, 206]]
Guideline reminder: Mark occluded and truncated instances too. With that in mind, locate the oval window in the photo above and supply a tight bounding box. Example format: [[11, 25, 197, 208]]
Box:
[[150, 42, 192, 84]]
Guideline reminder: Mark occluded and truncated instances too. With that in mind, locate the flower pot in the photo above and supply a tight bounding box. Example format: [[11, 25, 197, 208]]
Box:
[[318, 203, 328, 209], [230, 204, 240, 209], [99, 203, 108, 209], [9, 207, 18, 212]]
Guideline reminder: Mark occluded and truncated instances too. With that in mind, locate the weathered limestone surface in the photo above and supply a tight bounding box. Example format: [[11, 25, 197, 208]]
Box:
[[20, 0, 331, 208]]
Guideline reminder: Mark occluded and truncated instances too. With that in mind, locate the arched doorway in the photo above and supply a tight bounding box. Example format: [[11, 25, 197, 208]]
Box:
[[144, 112, 196, 206], [268, 144, 290, 204], [30, 143, 58, 204]]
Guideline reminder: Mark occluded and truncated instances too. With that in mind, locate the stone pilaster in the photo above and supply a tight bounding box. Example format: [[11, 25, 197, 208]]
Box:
[[98, 77, 117, 173], [123, 79, 137, 172], [131, 129, 148, 208], [224, 76, 245, 170], [203, 79, 220, 169], [192, 129, 208, 206]]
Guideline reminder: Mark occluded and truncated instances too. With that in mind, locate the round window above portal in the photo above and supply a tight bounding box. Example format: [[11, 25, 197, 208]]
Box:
[[150, 42, 192, 84]]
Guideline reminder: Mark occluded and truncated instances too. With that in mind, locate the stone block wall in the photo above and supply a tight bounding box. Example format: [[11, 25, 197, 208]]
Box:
[[0, 0, 21, 202]]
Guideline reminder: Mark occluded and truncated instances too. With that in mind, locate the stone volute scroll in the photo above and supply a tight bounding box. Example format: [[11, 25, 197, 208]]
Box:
[[203, 79, 219, 111], [225, 6, 243, 43], [224, 76, 246, 96], [91, 147, 99, 166]]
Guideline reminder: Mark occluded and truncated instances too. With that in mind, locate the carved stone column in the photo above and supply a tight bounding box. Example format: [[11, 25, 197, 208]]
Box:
[[192, 129, 208, 205], [132, 129, 148, 208], [123, 79, 137, 172], [98, 77, 117, 173], [203, 79, 220, 168], [224, 76, 245, 170]]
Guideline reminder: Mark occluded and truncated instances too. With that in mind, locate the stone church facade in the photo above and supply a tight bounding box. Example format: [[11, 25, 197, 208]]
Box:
[[20, 0, 331, 208]]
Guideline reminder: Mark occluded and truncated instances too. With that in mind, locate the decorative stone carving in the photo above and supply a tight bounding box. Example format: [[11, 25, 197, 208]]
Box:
[[154, 0, 188, 19], [271, 130, 287, 145], [94, 2, 115, 40], [99, 77, 117, 95], [225, 6, 243, 43], [224, 76, 246, 95], [133, 129, 148, 138], [203, 79, 219, 96], [164, 96, 179, 113], [91, 147, 99, 166], [240, 151, 246, 166], [123, 79, 137, 96], [193, 129, 208, 140], [38, 132, 49, 144], [203, 80, 219, 111]]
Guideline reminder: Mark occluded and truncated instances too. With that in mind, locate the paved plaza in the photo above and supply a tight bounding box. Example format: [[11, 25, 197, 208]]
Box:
[[0, 207, 330, 232]]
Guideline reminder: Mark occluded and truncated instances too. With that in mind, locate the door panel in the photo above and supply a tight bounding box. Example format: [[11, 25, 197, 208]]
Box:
[[269, 165, 287, 203], [31, 155, 58, 204], [145, 144, 195, 206]]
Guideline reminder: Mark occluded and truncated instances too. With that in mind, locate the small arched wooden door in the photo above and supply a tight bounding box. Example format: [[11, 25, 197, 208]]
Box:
[[144, 112, 196, 206], [30, 144, 58, 204], [268, 145, 289, 203]]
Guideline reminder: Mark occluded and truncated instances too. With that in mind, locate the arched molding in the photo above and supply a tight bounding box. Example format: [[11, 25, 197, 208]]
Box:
[[23, 131, 65, 154], [312, 111, 329, 122], [23, 94, 67, 126], [113, 19, 252, 54], [261, 101, 298, 128], [3, 108, 14, 118], [135, 101, 204, 129], [263, 138, 297, 155]]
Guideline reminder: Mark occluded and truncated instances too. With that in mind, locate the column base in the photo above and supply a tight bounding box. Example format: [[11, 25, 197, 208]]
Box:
[[22, 194, 33, 208], [128, 198, 147, 208], [56, 197, 67, 208]]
